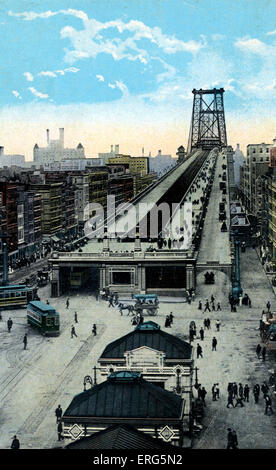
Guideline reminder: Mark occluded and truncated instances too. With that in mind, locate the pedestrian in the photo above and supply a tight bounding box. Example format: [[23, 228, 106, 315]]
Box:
[[74, 312, 78, 323], [203, 318, 207, 330], [55, 405, 62, 423], [46, 299, 49, 304], [169, 312, 174, 324], [266, 301, 271, 312], [92, 324, 97, 336], [201, 387, 207, 406], [191, 290, 195, 302], [71, 325, 77, 338], [264, 394, 274, 415], [11, 435, 20, 449], [215, 383, 220, 399], [66, 298, 69, 309], [248, 297, 252, 308], [226, 393, 234, 408], [217, 302, 221, 311], [238, 383, 244, 399], [215, 319, 221, 331], [206, 318, 211, 329], [198, 300, 202, 310], [212, 337, 217, 351], [244, 384, 250, 402], [261, 382, 269, 397], [23, 334, 27, 350], [256, 344, 261, 359], [211, 294, 215, 303], [235, 396, 244, 407], [165, 315, 171, 328], [7, 317, 13, 332], [204, 300, 211, 312], [253, 384, 260, 404], [211, 301, 216, 311], [200, 327, 204, 341], [212, 384, 217, 401], [227, 428, 235, 448], [233, 382, 238, 398], [262, 346, 267, 361], [57, 421, 63, 441], [196, 343, 203, 358], [108, 295, 114, 308]]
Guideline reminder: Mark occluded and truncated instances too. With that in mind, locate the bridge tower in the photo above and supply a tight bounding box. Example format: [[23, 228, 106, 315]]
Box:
[[187, 88, 227, 154]]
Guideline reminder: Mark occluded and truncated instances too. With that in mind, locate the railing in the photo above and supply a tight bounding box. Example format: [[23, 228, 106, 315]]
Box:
[[51, 248, 196, 261]]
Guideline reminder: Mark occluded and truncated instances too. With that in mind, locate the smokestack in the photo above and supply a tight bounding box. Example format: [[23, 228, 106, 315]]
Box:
[[0, 147, 4, 156], [115, 144, 119, 155], [142, 147, 144, 156], [46, 129, 50, 145], [59, 128, 64, 148], [111, 145, 114, 153]]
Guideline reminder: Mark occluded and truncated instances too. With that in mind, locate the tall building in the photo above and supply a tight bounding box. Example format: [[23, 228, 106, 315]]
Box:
[[147, 149, 177, 177], [33, 128, 85, 164], [233, 144, 245, 187], [240, 141, 273, 212], [0, 146, 25, 167]]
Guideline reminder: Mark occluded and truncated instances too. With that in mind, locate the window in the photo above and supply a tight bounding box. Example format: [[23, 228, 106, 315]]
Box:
[[46, 318, 52, 326]]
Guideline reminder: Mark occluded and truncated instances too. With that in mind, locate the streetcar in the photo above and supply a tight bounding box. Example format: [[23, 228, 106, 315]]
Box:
[[27, 300, 60, 336], [0, 284, 34, 309]]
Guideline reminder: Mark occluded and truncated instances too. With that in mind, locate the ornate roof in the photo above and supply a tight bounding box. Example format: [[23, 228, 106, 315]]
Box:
[[99, 323, 192, 360], [63, 372, 183, 419]]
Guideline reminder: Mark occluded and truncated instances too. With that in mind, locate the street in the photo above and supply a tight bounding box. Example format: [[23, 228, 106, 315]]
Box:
[[0, 245, 275, 449]]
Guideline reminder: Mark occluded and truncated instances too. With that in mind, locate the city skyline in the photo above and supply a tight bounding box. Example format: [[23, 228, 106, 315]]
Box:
[[1, 0, 276, 159]]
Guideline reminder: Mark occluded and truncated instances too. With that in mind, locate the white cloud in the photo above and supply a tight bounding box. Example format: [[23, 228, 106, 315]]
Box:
[[9, 9, 205, 66], [12, 90, 22, 99], [234, 37, 276, 56], [9, 10, 59, 21], [96, 74, 104, 82], [39, 71, 57, 78], [38, 67, 79, 78], [28, 87, 49, 99], [108, 81, 129, 97], [23, 72, 34, 82], [266, 30, 276, 36]]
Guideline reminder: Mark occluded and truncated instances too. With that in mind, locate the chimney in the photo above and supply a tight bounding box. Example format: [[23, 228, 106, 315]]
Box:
[[111, 145, 114, 153], [142, 147, 144, 156], [59, 128, 64, 148], [46, 129, 50, 145], [115, 144, 119, 155], [0, 146, 4, 156]]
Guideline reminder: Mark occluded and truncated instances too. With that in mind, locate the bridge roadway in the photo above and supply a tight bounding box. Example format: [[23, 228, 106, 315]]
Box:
[[104, 149, 209, 236]]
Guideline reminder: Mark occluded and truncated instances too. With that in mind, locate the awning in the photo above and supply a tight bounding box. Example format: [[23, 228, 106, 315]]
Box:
[[51, 236, 60, 243]]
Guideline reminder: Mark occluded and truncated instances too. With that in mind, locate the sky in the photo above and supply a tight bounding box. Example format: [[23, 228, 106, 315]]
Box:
[[0, 0, 276, 160]]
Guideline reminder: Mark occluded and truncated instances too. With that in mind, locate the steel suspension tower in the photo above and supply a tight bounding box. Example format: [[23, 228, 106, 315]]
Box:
[[187, 88, 227, 154]]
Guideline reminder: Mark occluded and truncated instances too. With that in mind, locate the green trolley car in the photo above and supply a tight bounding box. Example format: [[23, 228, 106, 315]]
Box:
[[0, 284, 33, 309], [27, 300, 60, 336]]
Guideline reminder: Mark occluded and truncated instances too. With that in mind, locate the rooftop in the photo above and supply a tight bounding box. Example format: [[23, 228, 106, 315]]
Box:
[[63, 371, 184, 419], [99, 322, 192, 360]]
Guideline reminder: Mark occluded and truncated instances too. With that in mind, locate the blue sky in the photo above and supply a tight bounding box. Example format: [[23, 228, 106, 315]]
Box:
[[0, 0, 276, 158]]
